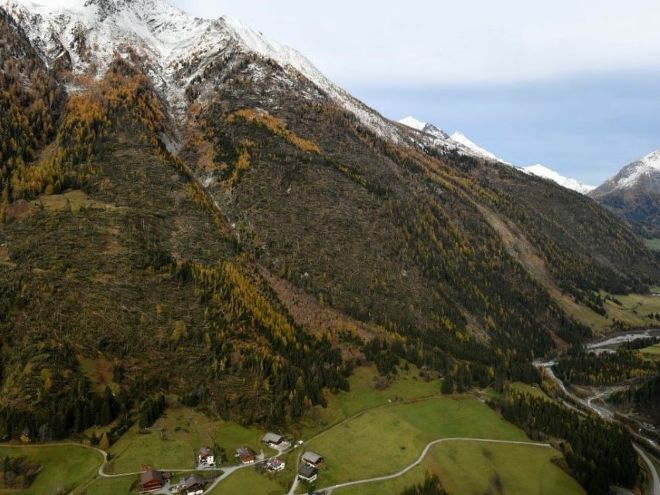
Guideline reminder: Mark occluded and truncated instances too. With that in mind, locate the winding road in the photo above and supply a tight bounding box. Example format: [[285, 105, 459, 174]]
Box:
[[536, 335, 660, 495], [290, 438, 551, 495], [635, 445, 660, 495]]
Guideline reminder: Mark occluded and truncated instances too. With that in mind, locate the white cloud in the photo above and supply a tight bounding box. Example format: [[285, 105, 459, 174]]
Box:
[[173, 0, 660, 85]]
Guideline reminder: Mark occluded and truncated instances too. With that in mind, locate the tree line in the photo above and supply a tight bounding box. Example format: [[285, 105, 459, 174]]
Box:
[[496, 392, 638, 494], [554, 345, 658, 386]]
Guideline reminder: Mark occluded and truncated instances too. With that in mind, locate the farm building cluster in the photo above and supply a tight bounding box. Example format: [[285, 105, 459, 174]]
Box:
[[298, 451, 324, 483], [138, 466, 208, 494], [136, 432, 296, 493]]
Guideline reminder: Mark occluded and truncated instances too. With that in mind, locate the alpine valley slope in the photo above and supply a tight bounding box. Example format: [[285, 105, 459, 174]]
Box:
[[590, 150, 660, 238], [0, 0, 658, 440]]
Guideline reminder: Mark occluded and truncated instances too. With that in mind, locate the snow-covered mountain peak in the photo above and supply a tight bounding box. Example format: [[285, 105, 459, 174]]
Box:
[[398, 116, 448, 138], [524, 164, 595, 194], [399, 117, 509, 163], [449, 132, 503, 162], [591, 149, 660, 194], [399, 116, 427, 132], [639, 150, 660, 170], [1, 0, 200, 66], [0, 0, 404, 141]]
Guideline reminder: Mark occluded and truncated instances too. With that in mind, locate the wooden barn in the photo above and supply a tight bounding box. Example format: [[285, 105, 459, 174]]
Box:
[[139, 467, 164, 492]]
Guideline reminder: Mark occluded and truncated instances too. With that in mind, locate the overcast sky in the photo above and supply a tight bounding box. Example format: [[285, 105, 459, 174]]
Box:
[[172, 0, 660, 184]]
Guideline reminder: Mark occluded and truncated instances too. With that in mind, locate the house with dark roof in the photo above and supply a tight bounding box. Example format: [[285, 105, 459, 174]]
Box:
[[262, 432, 287, 448], [302, 451, 324, 467], [139, 467, 164, 492], [298, 462, 318, 482], [178, 474, 206, 495]]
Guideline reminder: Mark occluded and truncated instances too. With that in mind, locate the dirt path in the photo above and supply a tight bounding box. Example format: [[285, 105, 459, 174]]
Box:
[[286, 395, 443, 495], [305, 438, 551, 495]]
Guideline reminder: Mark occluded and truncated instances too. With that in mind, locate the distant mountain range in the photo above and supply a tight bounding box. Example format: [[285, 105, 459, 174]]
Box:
[[399, 115, 657, 237], [399, 117, 595, 194]]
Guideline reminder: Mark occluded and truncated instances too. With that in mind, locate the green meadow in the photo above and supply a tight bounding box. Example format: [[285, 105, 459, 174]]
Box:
[[302, 395, 529, 488], [0, 366, 585, 495], [0, 444, 103, 495], [209, 468, 284, 495], [641, 343, 660, 357], [83, 476, 135, 495], [107, 405, 273, 474], [298, 365, 441, 438], [336, 441, 584, 495], [644, 239, 660, 251]]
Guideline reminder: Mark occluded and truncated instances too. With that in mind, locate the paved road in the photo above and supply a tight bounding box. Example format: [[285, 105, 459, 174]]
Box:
[[538, 358, 660, 495], [635, 445, 660, 495], [298, 438, 551, 495], [586, 329, 660, 352]]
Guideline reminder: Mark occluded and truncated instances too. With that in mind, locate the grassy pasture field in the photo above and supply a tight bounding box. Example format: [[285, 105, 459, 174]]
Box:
[[507, 382, 551, 400], [641, 343, 660, 358], [208, 467, 285, 495], [107, 405, 273, 474], [83, 476, 135, 495], [299, 365, 441, 438], [302, 395, 550, 488], [645, 239, 660, 251], [0, 367, 585, 495], [336, 441, 584, 495], [561, 291, 660, 334], [0, 444, 103, 495]]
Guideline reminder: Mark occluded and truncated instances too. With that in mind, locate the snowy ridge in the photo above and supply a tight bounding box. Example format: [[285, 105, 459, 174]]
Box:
[[398, 117, 480, 158], [0, 0, 623, 197], [602, 150, 660, 191], [399, 116, 511, 162], [524, 165, 595, 194], [399, 116, 427, 132], [450, 132, 504, 163], [399, 117, 595, 194], [0, 0, 403, 141]]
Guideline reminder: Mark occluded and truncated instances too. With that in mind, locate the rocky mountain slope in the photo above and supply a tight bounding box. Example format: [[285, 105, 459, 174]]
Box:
[[590, 150, 660, 238], [0, 0, 658, 438], [399, 116, 501, 162]]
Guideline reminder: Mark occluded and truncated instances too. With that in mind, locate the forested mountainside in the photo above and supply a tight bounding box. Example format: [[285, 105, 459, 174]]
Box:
[[0, 0, 658, 440]]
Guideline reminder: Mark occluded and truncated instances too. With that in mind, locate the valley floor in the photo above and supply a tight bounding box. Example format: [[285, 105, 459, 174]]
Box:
[[0, 366, 585, 495]]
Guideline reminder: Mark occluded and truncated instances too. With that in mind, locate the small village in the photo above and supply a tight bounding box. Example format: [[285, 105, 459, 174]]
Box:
[[134, 431, 326, 495]]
